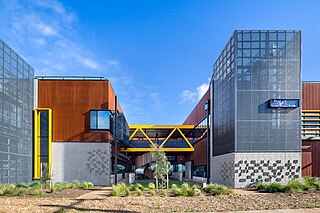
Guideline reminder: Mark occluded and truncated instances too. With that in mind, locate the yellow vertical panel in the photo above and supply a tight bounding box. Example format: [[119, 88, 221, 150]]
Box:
[[33, 108, 52, 180], [48, 109, 52, 177]]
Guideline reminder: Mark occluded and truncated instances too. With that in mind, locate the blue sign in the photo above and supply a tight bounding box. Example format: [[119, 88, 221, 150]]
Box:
[[269, 99, 299, 108]]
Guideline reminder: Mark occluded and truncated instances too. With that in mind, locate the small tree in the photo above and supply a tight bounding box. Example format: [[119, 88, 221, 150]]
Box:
[[151, 147, 171, 189]]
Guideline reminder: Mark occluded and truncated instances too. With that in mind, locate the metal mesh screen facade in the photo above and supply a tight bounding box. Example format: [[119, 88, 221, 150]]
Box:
[[213, 31, 301, 156], [0, 40, 34, 183]]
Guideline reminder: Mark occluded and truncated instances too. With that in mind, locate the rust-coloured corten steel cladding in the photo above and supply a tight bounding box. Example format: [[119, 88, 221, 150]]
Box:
[[37, 80, 122, 143], [302, 82, 320, 110], [183, 89, 210, 166], [302, 82, 320, 177]]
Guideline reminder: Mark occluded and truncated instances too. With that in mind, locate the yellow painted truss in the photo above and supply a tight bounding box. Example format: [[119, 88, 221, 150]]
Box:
[[121, 125, 195, 152]]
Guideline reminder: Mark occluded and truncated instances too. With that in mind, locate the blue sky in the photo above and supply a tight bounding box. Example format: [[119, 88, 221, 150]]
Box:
[[0, 0, 319, 124]]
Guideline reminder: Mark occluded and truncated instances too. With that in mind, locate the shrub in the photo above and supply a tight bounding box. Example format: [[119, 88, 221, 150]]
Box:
[[71, 180, 81, 188], [150, 189, 156, 196], [172, 187, 183, 196], [16, 182, 28, 188], [266, 182, 287, 193], [111, 185, 120, 196], [204, 183, 232, 196], [12, 187, 28, 196], [118, 183, 127, 192], [135, 183, 144, 191], [0, 184, 16, 196], [252, 182, 268, 191], [34, 188, 45, 196], [171, 184, 178, 189], [181, 183, 195, 197], [194, 188, 201, 196], [192, 184, 202, 190], [303, 177, 318, 191], [161, 189, 168, 197], [127, 184, 136, 191], [136, 189, 143, 196], [148, 182, 155, 190], [29, 181, 42, 188], [286, 179, 304, 193], [80, 181, 94, 189], [125, 188, 131, 196]]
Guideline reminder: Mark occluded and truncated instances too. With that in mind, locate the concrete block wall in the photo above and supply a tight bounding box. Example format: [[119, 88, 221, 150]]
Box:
[[52, 142, 112, 186], [210, 152, 301, 188], [210, 152, 235, 186]]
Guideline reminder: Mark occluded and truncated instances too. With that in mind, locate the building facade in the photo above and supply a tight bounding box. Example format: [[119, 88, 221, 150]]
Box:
[[34, 77, 130, 185], [210, 30, 302, 187], [0, 40, 34, 183]]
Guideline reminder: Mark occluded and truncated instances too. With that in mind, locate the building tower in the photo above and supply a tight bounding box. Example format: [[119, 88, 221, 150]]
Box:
[[210, 30, 301, 188]]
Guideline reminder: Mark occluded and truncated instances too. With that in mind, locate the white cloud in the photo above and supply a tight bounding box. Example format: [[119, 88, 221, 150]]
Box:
[[196, 82, 209, 100], [0, 0, 167, 124], [181, 90, 197, 103], [0, 0, 99, 73], [180, 81, 210, 103], [82, 59, 99, 69]]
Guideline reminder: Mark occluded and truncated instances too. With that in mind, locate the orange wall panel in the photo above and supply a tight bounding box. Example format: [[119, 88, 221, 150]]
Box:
[[38, 80, 120, 142]]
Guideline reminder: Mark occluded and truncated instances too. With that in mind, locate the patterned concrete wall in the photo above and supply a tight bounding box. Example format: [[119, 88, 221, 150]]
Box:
[[234, 152, 301, 188], [211, 152, 301, 188], [210, 153, 235, 186], [52, 142, 112, 186]]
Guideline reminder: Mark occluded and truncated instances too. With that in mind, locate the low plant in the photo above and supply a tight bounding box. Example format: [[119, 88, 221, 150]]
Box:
[[80, 181, 94, 189], [172, 187, 184, 196], [111, 185, 121, 196], [303, 177, 318, 191], [135, 183, 144, 191], [286, 179, 304, 193], [266, 182, 287, 193], [127, 184, 136, 191], [136, 188, 143, 196], [252, 182, 268, 191], [12, 187, 28, 196], [34, 188, 45, 196], [29, 181, 42, 188], [181, 183, 195, 197], [204, 183, 232, 196], [71, 180, 81, 188], [161, 189, 168, 197], [16, 182, 28, 188], [148, 182, 155, 190], [150, 189, 156, 196], [125, 188, 131, 196], [118, 183, 127, 192]]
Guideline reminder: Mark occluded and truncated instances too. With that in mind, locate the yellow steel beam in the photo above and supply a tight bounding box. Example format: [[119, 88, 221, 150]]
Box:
[[129, 128, 139, 140], [33, 109, 40, 179], [33, 108, 52, 180], [120, 147, 194, 152], [129, 124, 194, 129], [159, 128, 177, 148], [176, 127, 194, 149], [139, 128, 157, 148]]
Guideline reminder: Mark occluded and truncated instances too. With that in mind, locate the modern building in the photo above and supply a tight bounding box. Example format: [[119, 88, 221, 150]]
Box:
[[210, 30, 302, 187], [0, 39, 34, 183], [34, 77, 130, 185]]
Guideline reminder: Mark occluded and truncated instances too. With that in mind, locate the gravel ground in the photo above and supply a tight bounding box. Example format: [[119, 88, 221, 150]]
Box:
[[1, 191, 320, 212]]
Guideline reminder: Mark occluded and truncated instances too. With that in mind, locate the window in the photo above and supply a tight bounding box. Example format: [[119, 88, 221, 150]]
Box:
[[90, 110, 111, 130]]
